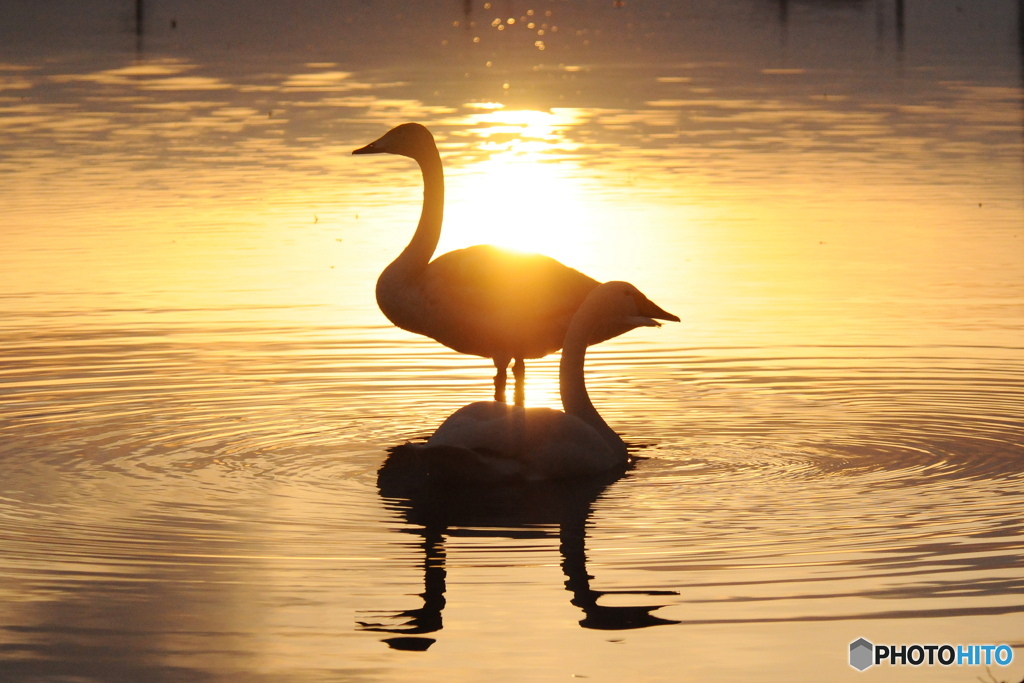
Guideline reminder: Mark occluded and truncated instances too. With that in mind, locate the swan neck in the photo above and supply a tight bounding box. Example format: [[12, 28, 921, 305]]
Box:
[[559, 320, 623, 452], [397, 148, 444, 272]]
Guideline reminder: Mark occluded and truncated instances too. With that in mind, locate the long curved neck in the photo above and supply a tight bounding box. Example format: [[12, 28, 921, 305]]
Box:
[[392, 146, 444, 275], [559, 317, 625, 452]]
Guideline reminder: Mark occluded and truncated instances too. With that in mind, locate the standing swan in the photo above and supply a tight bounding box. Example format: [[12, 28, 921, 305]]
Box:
[[380, 281, 679, 484], [353, 123, 670, 405]]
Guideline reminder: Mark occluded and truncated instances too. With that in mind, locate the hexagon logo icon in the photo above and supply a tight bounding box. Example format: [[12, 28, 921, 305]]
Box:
[[850, 638, 874, 671]]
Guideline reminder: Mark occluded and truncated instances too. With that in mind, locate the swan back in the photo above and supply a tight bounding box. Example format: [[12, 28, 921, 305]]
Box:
[[426, 401, 618, 480], [402, 245, 599, 361]]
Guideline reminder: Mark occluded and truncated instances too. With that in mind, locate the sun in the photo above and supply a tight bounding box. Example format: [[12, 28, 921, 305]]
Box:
[[438, 109, 598, 270]]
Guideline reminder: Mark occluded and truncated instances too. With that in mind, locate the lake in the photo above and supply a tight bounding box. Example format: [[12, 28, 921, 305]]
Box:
[[1, 1, 1022, 681]]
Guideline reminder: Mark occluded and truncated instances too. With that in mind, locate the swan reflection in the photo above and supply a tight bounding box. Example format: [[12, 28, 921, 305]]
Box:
[[360, 460, 679, 650]]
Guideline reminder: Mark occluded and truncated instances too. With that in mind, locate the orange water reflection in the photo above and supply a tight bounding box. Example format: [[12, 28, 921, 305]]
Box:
[[1, 2, 1024, 681]]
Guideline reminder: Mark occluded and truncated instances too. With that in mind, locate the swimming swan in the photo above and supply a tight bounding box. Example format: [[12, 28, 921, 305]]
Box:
[[381, 281, 679, 483], [353, 123, 667, 405]]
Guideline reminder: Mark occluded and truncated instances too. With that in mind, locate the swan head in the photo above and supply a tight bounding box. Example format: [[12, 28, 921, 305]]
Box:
[[352, 123, 436, 159], [588, 281, 680, 329]]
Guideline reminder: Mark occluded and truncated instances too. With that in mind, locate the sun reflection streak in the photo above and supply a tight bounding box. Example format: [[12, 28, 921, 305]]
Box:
[[439, 108, 599, 274], [458, 106, 587, 151], [430, 107, 631, 408]]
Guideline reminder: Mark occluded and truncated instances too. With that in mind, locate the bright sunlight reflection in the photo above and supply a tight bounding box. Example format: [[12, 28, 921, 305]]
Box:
[[439, 108, 597, 269], [435, 107, 602, 408]]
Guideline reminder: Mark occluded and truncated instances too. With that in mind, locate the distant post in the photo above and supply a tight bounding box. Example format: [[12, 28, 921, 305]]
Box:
[[895, 0, 905, 53]]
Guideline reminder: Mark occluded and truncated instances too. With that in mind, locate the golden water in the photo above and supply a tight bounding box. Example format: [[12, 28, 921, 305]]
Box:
[[1, 1, 1023, 681]]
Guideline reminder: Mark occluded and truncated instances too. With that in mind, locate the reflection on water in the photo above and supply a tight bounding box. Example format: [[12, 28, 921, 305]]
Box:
[[1, 0, 1023, 681], [363, 461, 678, 651]]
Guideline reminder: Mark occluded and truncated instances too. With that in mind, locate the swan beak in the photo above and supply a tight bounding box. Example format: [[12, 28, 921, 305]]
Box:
[[352, 141, 383, 155], [638, 298, 680, 324]]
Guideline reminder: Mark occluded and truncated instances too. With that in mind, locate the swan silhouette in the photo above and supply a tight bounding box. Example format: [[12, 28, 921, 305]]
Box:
[[353, 123, 670, 405], [378, 281, 679, 484]]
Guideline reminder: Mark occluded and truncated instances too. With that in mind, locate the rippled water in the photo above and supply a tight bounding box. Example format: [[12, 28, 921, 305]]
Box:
[[2, 1, 1023, 681]]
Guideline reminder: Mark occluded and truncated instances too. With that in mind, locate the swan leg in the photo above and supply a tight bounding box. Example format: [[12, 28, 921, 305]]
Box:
[[512, 358, 525, 406], [493, 357, 510, 403]]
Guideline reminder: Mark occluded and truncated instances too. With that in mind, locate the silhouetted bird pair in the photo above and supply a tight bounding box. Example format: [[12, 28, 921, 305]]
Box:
[[354, 123, 677, 483]]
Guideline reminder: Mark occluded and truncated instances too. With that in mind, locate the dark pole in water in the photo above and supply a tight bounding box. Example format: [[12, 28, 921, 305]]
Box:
[[134, 0, 144, 55], [1018, 0, 1023, 85], [1018, 0, 1023, 191], [776, 0, 789, 49], [895, 0, 905, 54], [777, 0, 789, 25]]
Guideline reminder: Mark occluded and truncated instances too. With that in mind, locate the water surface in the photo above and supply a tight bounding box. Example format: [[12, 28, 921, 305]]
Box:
[[1, 1, 1023, 681]]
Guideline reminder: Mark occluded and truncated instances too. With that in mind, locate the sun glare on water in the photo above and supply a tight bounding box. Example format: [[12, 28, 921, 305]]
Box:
[[431, 107, 612, 408], [439, 108, 599, 270]]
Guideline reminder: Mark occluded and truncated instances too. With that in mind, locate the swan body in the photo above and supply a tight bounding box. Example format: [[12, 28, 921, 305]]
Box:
[[380, 281, 679, 484], [379, 243, 599, 363], [425, 402, 616, 481], [353, 123, 663, 404]]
